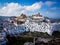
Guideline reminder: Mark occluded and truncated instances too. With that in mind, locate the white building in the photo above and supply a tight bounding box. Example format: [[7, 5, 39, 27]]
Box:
[[31, 13, 44, 22]]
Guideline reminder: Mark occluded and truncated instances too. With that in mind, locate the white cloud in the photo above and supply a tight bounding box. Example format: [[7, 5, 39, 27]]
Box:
[[25, 1, 43, 12], [0, 3, 22, 16], [49, 7, 60, 10], [0, 2, 43, 16], [45, 1, 55, 6], [0, 1, 56, 16]]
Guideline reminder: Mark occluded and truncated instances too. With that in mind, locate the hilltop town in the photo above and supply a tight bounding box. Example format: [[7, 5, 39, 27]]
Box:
[[0, 13, 60, 45]]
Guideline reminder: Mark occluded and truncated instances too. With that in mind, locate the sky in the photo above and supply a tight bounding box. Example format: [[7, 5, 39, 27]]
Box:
[[0, 0, 60, 19]]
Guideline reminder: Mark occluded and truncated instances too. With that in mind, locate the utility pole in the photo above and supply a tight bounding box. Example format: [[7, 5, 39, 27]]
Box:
[[33, 37, 35, 45]]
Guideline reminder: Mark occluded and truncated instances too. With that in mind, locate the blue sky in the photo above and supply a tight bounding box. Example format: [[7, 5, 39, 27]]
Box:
[[0, 0, 60, 19]]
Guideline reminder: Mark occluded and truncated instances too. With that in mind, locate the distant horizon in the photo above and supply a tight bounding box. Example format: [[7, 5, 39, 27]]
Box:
[[0, 14, 60, 20]]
